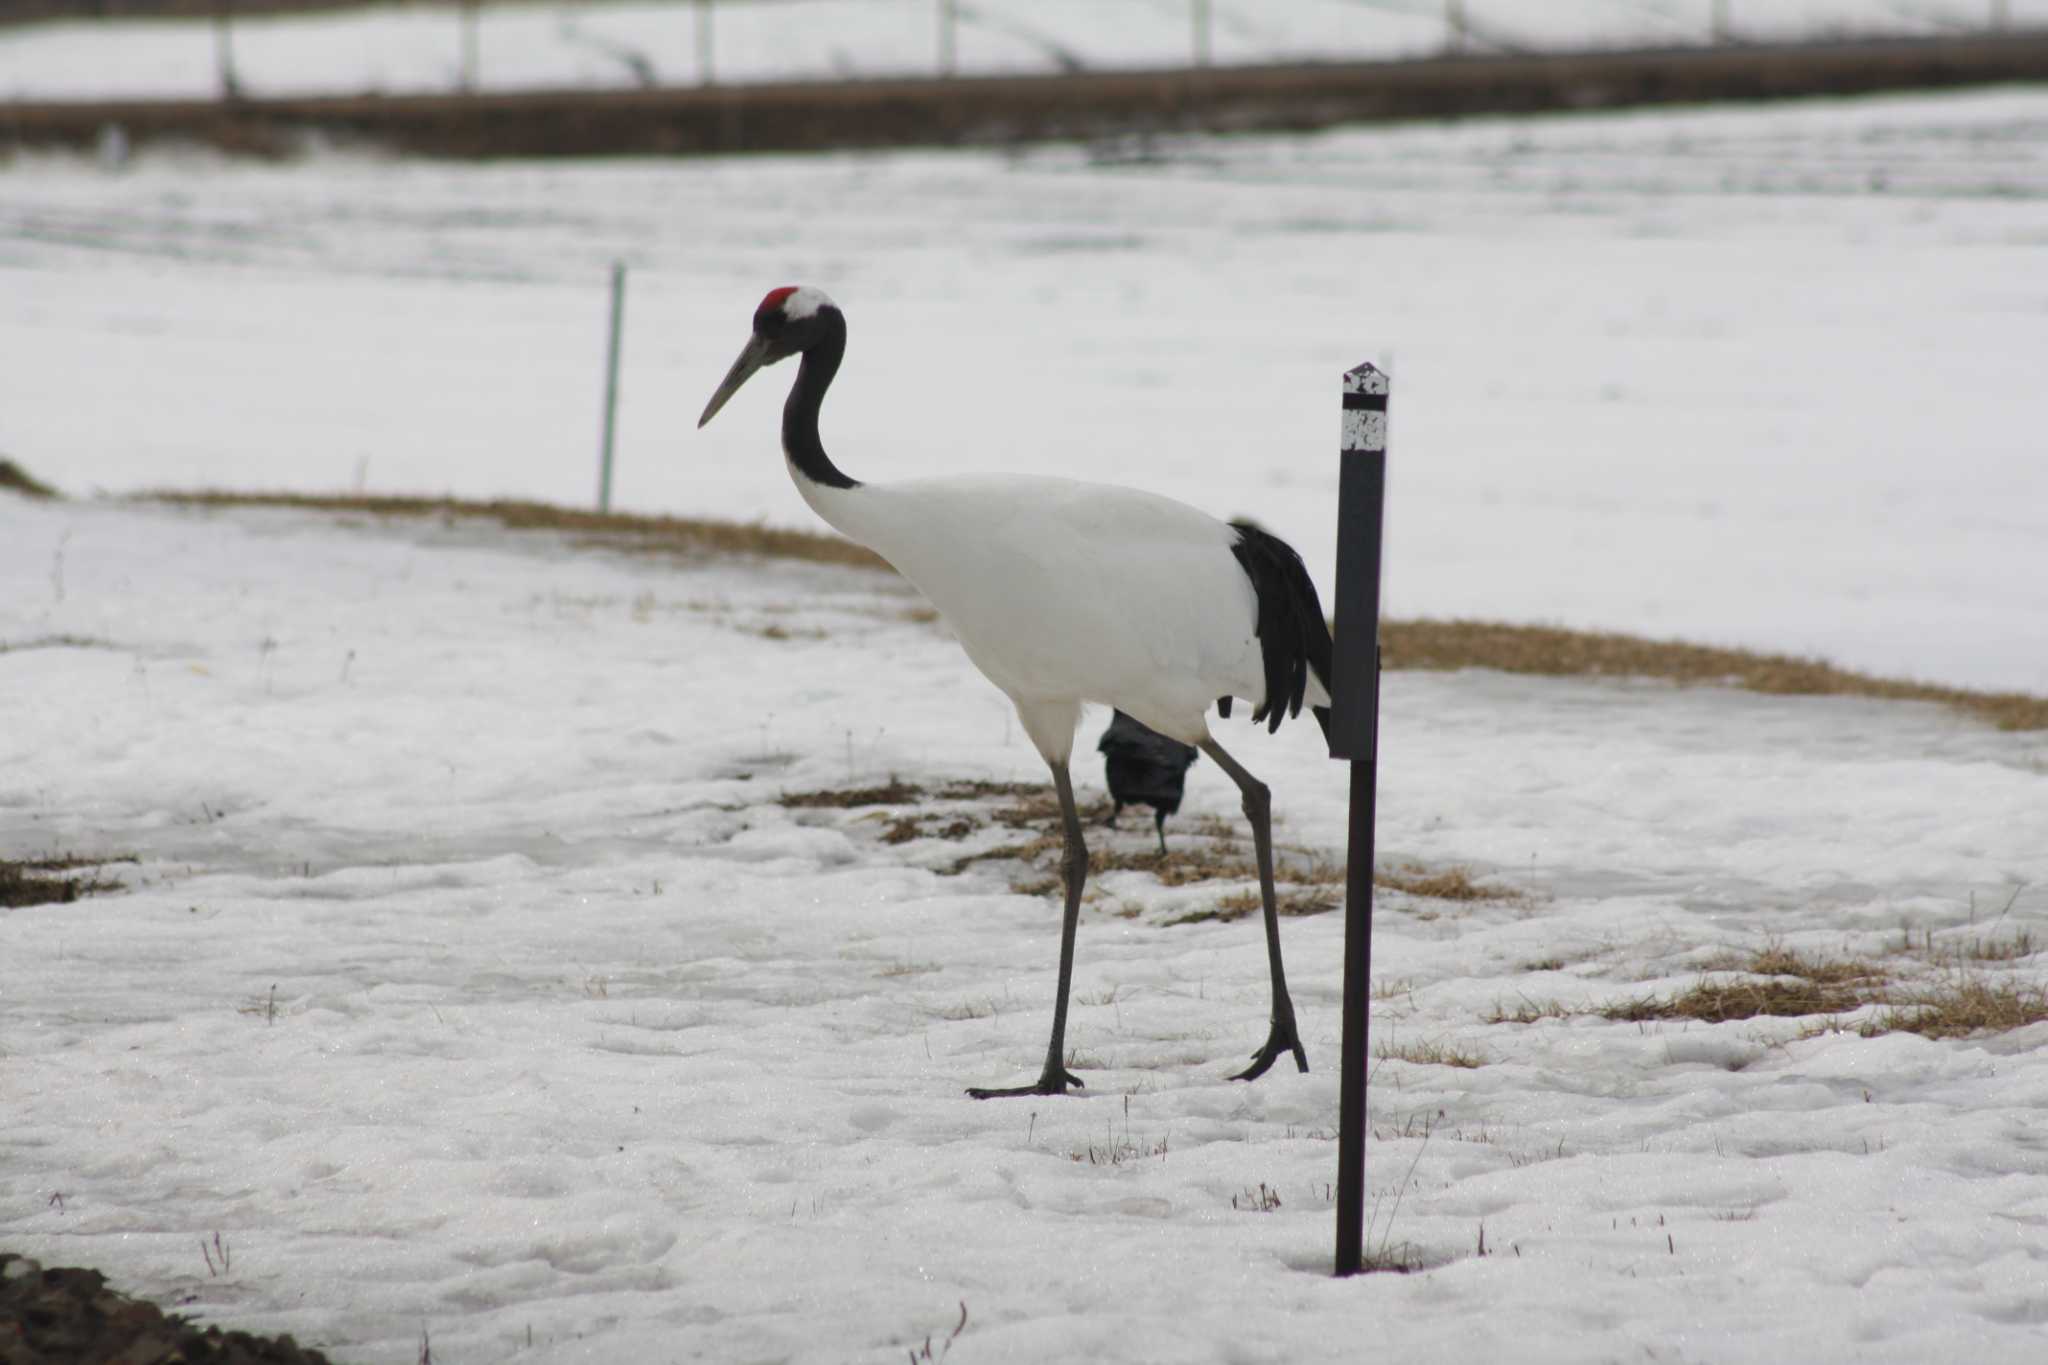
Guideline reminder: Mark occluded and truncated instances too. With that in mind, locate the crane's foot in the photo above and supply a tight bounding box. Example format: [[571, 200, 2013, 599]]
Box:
[[1230, 1011, 1309, 1082], [966, 1065, 1085, 1100]]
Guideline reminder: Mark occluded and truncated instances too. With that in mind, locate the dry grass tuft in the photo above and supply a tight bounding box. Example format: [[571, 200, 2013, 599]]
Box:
[[1484, 996, 1577, 1025], [1374, 1036, 1488, 1068], [1163, 885, 1339, 926], [1601, 977, 1870, 1024], [1382, 618, 2048, 731], [1, 854, 134, 909], [1862, 978, 2048, 1040], [1717, 944, 1889, 987], [0, 458, 59, 499], [1491, 942, 2048, 1043], [780, 778, 1362, 914], [778, 779, 925, 809], [1604, 945, 1892, 1023], [1376, 862, 1518, 903]]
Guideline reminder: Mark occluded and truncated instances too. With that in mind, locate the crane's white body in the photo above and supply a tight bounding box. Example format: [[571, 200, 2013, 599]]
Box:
[[790, 465, 1329, 759], [697, 286, 1319, 1092]]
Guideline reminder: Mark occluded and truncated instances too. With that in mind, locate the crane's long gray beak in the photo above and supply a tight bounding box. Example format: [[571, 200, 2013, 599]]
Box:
[[698, 334, 776, 428]]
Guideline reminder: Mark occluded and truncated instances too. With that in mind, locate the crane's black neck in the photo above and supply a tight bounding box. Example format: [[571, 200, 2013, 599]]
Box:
[[781, 311, 859, 491]]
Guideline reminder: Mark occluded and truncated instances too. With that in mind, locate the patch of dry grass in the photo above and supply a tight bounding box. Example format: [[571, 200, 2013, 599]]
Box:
[[1483, 996, 1577, 1025], [1383, 618, 2048, 731], [780, 778, 1364, 913], [129, 493, 2048, 730], [0, 458, 59, 499], [778, 778, 925, 809], [1601, 977, 1873, 1024], [1603, 946, 1891, 1023], [0, 635, 114, 656], [1, 854, 134, 909], [1376, 862, 1520, 903], [1487, 942, 2048, 1043], [1861, 977, 2048, 1040], [140, 490, 889, 571], [1594, 944, 2048, 1040], [1712, 944, 1889, 987], [1374, 1036, 1488, 1068]]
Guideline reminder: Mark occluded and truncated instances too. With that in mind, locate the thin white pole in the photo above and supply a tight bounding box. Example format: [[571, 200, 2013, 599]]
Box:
[[459, 0, 478, 93], [698, 0, 715, 86], [1192, 0, 1211, 67], [597, 264, 627, 514], [214, 0, 239, 99], [938, 0, 957, 77]]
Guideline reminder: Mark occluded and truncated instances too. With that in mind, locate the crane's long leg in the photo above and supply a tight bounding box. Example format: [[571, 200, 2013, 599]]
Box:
[[1199, 737, 1309, 1081], [968, 760, 1087, 1099]]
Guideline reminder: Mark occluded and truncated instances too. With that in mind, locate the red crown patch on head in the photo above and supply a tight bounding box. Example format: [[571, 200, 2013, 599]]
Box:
[[759, 285, 800, 313]]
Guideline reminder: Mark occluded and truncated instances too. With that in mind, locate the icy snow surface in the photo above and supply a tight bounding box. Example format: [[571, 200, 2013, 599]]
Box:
[[3, 484, 2046, 1363], [3, 36, 2048, 1362]]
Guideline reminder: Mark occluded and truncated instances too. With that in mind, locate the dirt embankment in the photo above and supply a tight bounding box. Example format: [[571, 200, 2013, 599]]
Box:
[[4, 31, 2047, 160]]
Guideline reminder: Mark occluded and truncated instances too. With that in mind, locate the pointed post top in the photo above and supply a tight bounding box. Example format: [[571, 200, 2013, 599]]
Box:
[[1341, 363, 1389, 455], [1343, 362, 1389, 394]]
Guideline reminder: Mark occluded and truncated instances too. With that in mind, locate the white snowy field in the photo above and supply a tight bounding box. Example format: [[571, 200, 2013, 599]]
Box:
[[2, 487, 2045, 1364], [4, 88, 2048, 691], [4, 0, 2046, 101], [3, 65, 2048, 1361]]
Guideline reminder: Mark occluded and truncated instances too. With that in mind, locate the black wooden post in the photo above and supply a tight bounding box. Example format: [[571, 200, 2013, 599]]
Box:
[[1329, 362, 1388, 1277]]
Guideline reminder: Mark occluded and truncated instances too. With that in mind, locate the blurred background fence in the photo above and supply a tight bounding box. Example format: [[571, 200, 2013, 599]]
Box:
[[0, 0, 2037, 104]]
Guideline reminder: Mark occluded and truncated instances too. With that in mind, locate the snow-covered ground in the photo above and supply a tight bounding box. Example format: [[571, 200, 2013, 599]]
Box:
[[3, 488, 2045, 1364], [4, 0, 2047, 101], [3, 36, 2048, 1358], [3, 90, 2047, 692]]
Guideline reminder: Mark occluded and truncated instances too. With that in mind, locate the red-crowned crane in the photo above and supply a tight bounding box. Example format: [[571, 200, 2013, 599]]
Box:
[[698, 285, 1333, 1099]]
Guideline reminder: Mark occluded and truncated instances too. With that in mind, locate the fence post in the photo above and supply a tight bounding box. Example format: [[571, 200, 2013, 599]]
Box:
[[213, 0, 240, 100], [697, 0, 715, 86], [459, 0, 478, 93], [1329, 362, 1388, 1277], [597, 263, 627, 514]]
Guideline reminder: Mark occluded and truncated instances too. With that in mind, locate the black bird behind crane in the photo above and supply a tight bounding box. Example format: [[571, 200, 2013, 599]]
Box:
[[1098, 710, 1199, 855]]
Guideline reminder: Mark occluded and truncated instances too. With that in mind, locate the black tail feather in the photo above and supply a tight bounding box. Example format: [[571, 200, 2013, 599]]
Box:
[[1227, 520, 1334, 736]]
